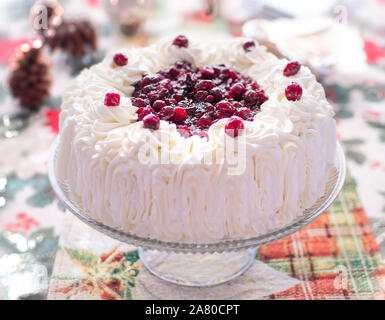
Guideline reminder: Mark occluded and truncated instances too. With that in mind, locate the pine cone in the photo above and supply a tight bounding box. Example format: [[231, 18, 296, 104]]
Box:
[[8, 44, 52, 110], [44, 18, 97, 57]]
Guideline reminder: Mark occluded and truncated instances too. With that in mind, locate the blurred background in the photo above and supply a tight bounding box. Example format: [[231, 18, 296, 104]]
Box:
[[0, 0, 384, 300]]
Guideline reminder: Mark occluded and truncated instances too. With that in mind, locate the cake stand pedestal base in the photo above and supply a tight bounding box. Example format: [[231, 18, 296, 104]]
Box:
[[138, 248, 257, 287]]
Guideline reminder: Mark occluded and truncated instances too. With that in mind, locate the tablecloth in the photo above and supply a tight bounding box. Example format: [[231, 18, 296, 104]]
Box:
[[0, 0, 384, 300]]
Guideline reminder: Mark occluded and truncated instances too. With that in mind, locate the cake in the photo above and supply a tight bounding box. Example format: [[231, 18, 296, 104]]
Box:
[[56, 35, 337, 243]]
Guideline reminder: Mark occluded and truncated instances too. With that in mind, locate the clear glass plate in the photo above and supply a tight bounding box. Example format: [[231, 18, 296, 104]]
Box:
[[48, 139, 346, 286]]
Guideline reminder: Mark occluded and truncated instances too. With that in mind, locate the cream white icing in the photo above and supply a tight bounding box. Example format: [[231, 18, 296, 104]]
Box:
[[56, 37, 337, 243]]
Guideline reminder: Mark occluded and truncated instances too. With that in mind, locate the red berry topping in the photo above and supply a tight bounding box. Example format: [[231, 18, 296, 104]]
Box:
[[137, 106, 152, 120], [152, 100, 167, 111], [255, 89, 269, 106], [172, 35, 189, 48], [194, 90, 208, 102], [143, 114, 160, 130], [229, 83, 245, 100], [113, 53, 128, 66], [132, 61, 267, 137], [131, 97, 149, 108], [158, 106, 175, 120], [104, 93, 120, 107], [235, 107, 252, 120], [196, 114, 213, 129], [242, 41, 256, 52], [283, 61, 301, 77], [225, 116, 244, 138], [196, 80, 216, 91], [200, 67, 215, 79], [243, 89, 268, 107], [215, 101, 235, 114], [285, 82, 303, 101], [173, 107, 187, 122]]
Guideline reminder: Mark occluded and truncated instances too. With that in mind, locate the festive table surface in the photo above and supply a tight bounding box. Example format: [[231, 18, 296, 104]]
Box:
[[0, 0, 385, 300]]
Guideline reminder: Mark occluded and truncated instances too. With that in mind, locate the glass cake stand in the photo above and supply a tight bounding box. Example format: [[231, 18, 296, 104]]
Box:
[[48, 139, 346, 287]]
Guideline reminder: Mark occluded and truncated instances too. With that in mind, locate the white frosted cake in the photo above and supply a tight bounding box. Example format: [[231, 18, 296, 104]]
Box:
[[56, 35, 337, 242]]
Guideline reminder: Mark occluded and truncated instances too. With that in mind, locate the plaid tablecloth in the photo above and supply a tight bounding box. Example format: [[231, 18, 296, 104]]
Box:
[[0, 0, 385, 300]]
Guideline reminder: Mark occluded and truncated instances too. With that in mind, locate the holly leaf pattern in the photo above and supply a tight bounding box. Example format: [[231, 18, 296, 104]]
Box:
[[324, 84, 351, 103], [346, 149, 366, 165], [63, 247, 99, 269], [380, 132, 385, 142], [335, 109, 354, 119], [123, 250, 140, 264], [1, 173, 61, 211], [342, 139, 365, 146], [366, 121, 385, 143], [367, 121, 385, 130]]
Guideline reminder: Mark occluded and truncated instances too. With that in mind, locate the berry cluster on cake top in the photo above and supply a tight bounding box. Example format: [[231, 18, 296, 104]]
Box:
[[104, 35, 303, 138]]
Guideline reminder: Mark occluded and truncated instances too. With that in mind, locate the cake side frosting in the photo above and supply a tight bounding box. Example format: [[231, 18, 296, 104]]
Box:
[[56, 37, 337, 242]]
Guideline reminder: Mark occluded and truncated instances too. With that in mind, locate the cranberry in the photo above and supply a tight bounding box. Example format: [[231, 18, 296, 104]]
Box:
[[283, 61, 301, 77], [167, 67, 179, 78], [196, 80, 216, 91], [200, 67, 215, 79], [159, 79, 173, 92], [152, 100, 166, 111], [104, 93, 120, 107], [225, 116, 244, 138], [141, 75, 162, 88], [131, 97, 149, 108], [248, 82, 259, 90], [215, 101, 235, 114], [172, 92, 183, 102], [142, 84, 157, 94], [214, 110, 229, 119], [159, 106, 175, 120], [210, 87, 224, 100], [219, 68, 231, 81], [232, 101, 243, 109], [204, 95, 215, 103], [285, 82, 303, 101], [196, 114, 213, 129], [229, 83, 245, 100], [173, 107, 187, 122], [165, 98, 177, 105], [148, 88, 169, 103], [243, 90, 258, 104], [113, 53, 128, 66], [242, 41, 255, 52], [140, 77, 151, 88], [255, 89, 268, 106], [137, 106, 152, 120], [235, 107, 252, 119], [172, 35, 189, 48], [143, 114, 160, 130], [194, 90, 208, 102]]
